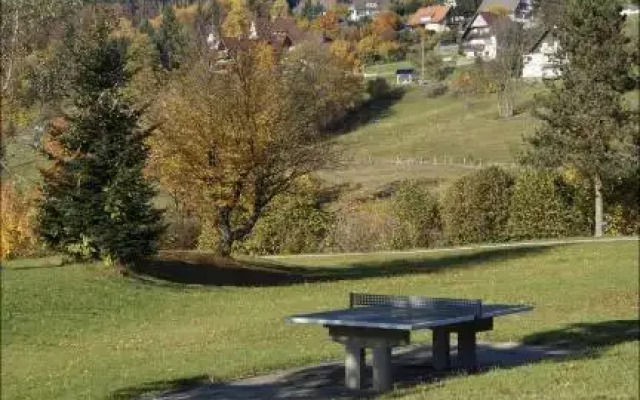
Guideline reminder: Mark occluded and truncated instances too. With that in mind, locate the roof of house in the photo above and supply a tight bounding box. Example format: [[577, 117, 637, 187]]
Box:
[[407, 5, 451, 26], [461, 11, 509, 39], [477, 0, 522, 13], [215, 17, 326, 55], [477, 11, 503, 26], [525, 29, 559, 53]]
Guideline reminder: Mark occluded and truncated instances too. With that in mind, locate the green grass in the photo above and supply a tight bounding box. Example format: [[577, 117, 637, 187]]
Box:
[[364, 61, 415, 76], [325, 86, 542, 193], [2, 240, 638, 399]]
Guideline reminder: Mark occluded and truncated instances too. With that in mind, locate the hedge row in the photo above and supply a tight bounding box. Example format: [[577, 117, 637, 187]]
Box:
[[228, 167, 604, 255], [157, 166, 636, 255]]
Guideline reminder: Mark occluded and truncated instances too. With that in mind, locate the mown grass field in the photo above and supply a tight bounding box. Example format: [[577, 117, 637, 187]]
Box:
[[2, 240, 638, 399]]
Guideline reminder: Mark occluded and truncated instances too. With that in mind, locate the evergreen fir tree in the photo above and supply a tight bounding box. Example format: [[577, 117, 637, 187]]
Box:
[[38, 17, 163, 268], [155, 5, 187, 70], [523, 0, 638, 237]]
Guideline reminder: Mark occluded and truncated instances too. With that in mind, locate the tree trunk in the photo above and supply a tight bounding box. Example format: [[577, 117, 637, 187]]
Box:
[[217, 208, 233, 257], [594, 174, 603, 237]]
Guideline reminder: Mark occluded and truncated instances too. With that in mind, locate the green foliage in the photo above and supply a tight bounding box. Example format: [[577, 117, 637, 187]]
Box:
[[410, 51, 448, 82], [604, 166, 640, 235], [154, 6, 189, 71], [366, 77, 403, 100], [241, 192, 333, 255], [442, 166, 514, 245], [392, 181, 442, 248], [389, 0, 433, 16], [523, 0, 638, 235], [37, 16, 163, 267], [300, 1, 324, 20], [507, 169, 590, 239]]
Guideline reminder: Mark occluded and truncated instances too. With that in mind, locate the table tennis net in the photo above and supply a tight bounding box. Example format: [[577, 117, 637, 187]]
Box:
[[349, 293, 482, 317]]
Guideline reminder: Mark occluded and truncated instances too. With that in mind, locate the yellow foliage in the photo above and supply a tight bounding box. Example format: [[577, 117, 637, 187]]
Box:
[[329, 39, 361, 72], [222, 0, 250, 37], [372, 10, 401, 36], [313, 10, 340, 37], [1, 182, 38, 259]]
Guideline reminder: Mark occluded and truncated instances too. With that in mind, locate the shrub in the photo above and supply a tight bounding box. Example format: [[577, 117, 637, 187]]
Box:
[[240, 193, 333, 255], [507, 169, 589, 239], [196, 218, 222, 252], [392, 181, 442, 248], [366, 77, 403, 100], [159, 213, 200, 250], [604, 167, 639, 235], [422, 82, 448, 98], [327, 201, 406, 252], [442, 166, 514, 245], [1, 183, 40, 259], [449, 58, 496, 96]]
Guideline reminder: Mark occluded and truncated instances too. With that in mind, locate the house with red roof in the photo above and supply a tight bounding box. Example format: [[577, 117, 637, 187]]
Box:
[[407, 5, 453, 33]]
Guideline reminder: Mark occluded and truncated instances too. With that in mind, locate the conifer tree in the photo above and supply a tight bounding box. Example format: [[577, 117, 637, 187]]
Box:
[[155, 5, 187, 70], [523, 0, 638, 237], [38, 15, 163, 268]]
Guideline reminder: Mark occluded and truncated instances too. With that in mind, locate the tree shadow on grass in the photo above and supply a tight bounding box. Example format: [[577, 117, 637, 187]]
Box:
[[108, 375, 214, 400], [326, 89, 406, 137], [522, 319, 640, 352], [112, 319, 639, 399], [272, 244, 558, 281], [130, 244, 559, 287], [131, 253, 305, 287]]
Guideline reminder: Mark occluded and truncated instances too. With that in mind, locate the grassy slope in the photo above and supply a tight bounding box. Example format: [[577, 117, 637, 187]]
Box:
[[324, 87, 541, 192], [2, 241, 638, 399]]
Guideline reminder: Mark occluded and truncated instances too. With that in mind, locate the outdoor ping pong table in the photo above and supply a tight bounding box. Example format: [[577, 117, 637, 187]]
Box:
[[286, 293, 532, 392]]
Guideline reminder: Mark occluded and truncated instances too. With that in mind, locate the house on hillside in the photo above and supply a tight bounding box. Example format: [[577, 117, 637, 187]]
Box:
[[460, 11, 507, 59], [396, 68, 415, 84], [407, 5, 453, 32], [207, 17, 326, 61], [621, 3, 639, 15], [348, 0, 389, 21], [522, 30, 560, 79]]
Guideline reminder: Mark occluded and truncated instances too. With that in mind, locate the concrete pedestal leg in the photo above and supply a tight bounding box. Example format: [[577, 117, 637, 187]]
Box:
[[345, 342, 365, 389], [432, 328, 451, 371], [457, 330, 477, 370], [372, 344, 392, 392]]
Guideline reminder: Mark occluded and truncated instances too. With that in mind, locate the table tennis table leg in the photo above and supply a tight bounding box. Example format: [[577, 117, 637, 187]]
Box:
[[432, 328, 451, 371], [372, 343, 392, 392], [345, 341, 365, 390], [457, 329, 477, 370]]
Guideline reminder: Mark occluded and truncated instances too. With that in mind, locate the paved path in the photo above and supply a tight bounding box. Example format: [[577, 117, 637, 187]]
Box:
[[150, 342, 576, 400], [264, 236, 638, 260]]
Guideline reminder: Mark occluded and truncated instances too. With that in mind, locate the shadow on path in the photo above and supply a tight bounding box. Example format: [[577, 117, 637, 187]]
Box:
[[111, 319, 638, 400]]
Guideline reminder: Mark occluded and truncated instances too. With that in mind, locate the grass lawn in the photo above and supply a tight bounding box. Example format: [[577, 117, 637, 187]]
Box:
[[2, 240, 638, 399], [364, 61, 416, 76]]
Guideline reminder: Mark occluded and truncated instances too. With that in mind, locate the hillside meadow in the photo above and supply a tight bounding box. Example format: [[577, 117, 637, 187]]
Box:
[[2, 240, 638, 399]]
